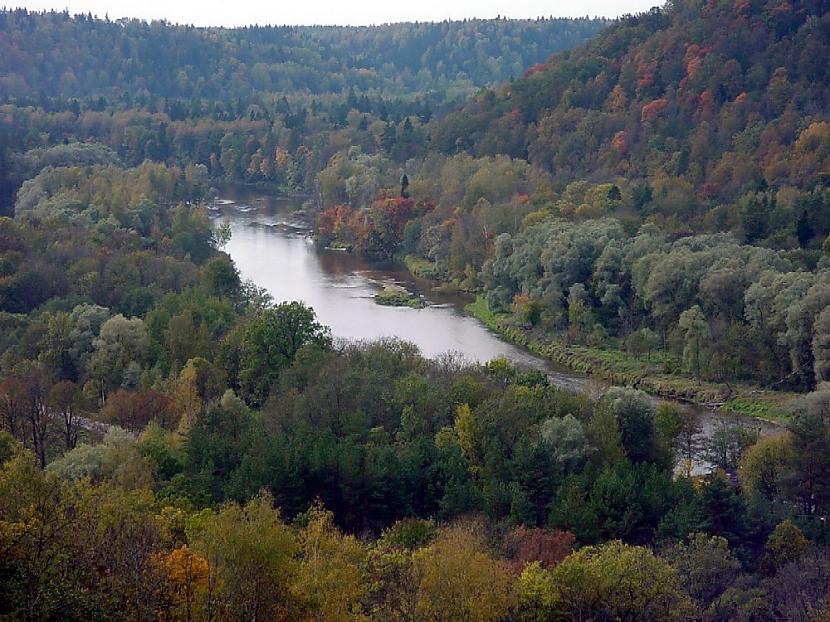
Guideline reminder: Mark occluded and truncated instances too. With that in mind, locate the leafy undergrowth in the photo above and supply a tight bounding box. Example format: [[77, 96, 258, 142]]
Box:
[[467, 296, 795, 423]]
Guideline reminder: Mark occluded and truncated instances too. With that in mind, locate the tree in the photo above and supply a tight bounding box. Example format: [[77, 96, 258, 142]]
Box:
[[99, 389, 173, 433], [626, 327, 659, 360], [155, 545, 210, 622], [539, 414, 592, 473], [364, 519, 434, 621], [400, 172, 410, 198], [187, 494, 299, 621], [202, 255, 239, 300], [237, 302, 331, 407], [704, 423, 758, 473], [48, 380, 85, 450], [599, 387, 661, 464], [540, 541, 696, 622], [664, 533, 740, 608], [18, 364, 52, 467], [812, 306, 830, 383], [738, 434, 794, 508], [48, 428, 155, 489], [796, 210, 814, 247], [173, 358, 226, 427], [453, 403, 481, 472], [213, 217, 232, 250], [0, 443, 92, 620], [785, 387, 830, 515], [678, 306, 709, 380], [294, 504, 367, 621], [585, 402, 626, 467], [77, 485, 170, 618], [87, 315, 149, 403], [739, 192, 773, 243], [0, 376, 26, 440], [567, 283, 594, 341], [412, 525, 516, 622], [502, 526, 575, 572], [655, 403, 702, 477], [763, 519, 808, 572]]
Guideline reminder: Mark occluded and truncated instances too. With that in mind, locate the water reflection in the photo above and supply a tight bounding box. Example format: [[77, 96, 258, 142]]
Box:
[[215, 190, 546, 366]]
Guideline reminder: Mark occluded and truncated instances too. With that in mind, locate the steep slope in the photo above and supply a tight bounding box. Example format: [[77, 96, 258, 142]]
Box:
[[431, 0, 830, 202]]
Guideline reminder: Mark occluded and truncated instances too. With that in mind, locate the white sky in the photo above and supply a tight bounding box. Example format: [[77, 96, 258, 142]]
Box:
[[9, 1, 661, 26]]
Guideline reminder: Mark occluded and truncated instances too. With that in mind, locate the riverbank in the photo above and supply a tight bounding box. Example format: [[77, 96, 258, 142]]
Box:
[[466, 296, 795, 424]]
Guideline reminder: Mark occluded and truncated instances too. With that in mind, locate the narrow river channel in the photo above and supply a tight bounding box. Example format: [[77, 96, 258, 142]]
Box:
[[213, 189, 781, 473]]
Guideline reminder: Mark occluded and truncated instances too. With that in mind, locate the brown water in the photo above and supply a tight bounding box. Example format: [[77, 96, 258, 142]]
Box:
[[214, 189, 781, 473]]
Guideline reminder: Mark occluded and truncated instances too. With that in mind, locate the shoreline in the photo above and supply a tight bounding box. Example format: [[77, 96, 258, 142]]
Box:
[[464, 296, 794, 425]]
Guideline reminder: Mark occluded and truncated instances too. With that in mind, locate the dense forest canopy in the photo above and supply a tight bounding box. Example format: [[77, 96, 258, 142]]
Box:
[[0, 10, 608, 102], [1, 160, 829, 620], [2, 1, 830, 620], [432, 0, 830, 202], [0, 10, 608, 213]]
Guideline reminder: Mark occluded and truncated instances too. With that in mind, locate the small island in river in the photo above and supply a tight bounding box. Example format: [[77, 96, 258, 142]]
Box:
[[374, 285, 426, 309]]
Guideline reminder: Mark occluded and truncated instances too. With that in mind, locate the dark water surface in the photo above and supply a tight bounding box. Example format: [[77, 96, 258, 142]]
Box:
[[214, 189, 781, 473]]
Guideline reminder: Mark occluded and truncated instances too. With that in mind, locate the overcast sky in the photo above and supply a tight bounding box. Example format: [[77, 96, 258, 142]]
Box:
[[10, 1, 661, 26]]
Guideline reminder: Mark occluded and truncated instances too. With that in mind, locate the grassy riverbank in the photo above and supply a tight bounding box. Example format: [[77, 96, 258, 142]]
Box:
[[466, 296, 795, 423], [403, 255, 442, 280]]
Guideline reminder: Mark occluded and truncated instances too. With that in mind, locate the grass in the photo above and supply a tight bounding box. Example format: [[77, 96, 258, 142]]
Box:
[[403, 255, 442, 280], [466, 296, 795, 423]]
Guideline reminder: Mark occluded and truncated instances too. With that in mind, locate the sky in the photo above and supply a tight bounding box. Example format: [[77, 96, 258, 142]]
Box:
[[10, 1, 661, 27]]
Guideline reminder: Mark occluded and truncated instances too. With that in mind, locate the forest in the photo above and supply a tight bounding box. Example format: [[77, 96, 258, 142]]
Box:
[[0, 159, 829, 620], [2, 1, 830, 620]]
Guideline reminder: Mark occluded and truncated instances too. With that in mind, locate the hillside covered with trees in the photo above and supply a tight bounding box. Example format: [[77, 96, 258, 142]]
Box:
[[315, 0, 830, 402], [3, 2, 830, 620], [0, 10, 607, 213], [0, 10, 608, 102], [431, 0, 830, 204]]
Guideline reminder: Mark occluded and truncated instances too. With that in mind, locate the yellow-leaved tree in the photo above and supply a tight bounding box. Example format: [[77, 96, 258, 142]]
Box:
[[293, 503, 369, 622], [518, 540, 696, 622], [412, 523, 516, 622]]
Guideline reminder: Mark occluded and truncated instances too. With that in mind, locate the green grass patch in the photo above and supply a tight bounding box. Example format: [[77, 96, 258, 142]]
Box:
[[722, 395, 793, 423], [404, 255, 441, 280]]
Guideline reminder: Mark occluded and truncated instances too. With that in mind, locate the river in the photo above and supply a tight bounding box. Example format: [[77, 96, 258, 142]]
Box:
[[212, 189, 780, 473]]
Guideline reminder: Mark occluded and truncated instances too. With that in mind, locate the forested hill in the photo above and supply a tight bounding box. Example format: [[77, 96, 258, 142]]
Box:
[[0, 10, 608, 104], [431, 0, 830, 202]]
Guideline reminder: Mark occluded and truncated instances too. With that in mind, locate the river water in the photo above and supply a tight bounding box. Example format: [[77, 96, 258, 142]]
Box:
[[213, 189, 780, 472]]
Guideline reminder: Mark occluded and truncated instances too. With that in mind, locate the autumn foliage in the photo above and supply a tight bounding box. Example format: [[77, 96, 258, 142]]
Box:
[[317, 197, 434, 257]]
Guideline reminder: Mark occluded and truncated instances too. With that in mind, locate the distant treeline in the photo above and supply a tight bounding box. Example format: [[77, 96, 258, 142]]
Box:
[[0, 10, 608, 104]]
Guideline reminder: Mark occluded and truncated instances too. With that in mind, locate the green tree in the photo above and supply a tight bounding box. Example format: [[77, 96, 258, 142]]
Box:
[[762, 519, 808, 572], [738, 434, 794, 508], [599, 387, 662, 465], [87, 314, 149, 403], [187, 493, 299, 621], [546, 541, 695, 621], [678, 306, 709, 380], [237, 302, 331, 407], [664, 533, 740, 609]]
